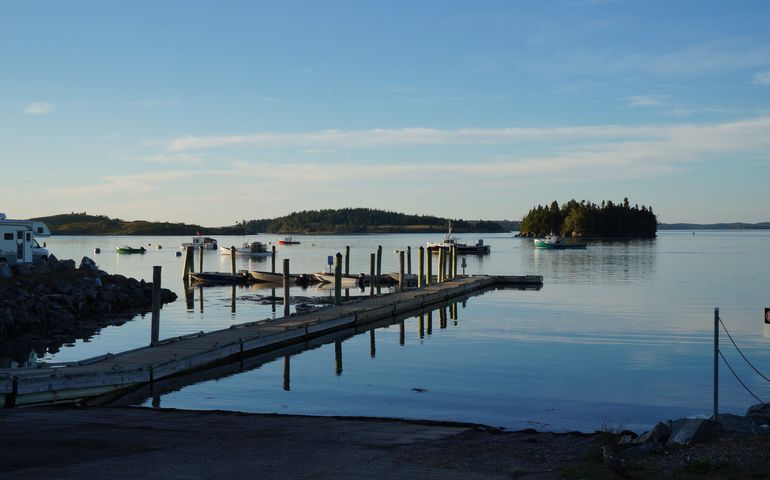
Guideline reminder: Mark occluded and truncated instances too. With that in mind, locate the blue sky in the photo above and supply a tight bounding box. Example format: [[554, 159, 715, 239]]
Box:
[[3, 1, 770, 225]]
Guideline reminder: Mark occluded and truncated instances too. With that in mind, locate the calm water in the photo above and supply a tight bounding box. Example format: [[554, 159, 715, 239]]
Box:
[[10, 231, 770, 432]]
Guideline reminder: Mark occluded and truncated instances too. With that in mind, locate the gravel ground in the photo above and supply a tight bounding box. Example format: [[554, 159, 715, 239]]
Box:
[[1, 407, 768, 480]]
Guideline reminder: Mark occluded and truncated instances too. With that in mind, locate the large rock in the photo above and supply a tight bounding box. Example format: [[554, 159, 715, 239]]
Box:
[[637, 421, 671, 444], [667, 418, 718, 445], [12, 264, 34, 276], [716, 413, 763, 435], [32, 257, 51, 274], [60, 259, 76, 272], [79, 256, 98, 272], [47, 254, 61, 271], [747, 403, 770, 422]]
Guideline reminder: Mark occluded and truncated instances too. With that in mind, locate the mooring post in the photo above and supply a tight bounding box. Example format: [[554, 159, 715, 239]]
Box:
[[398, 250, 405, 291], [199, 245, 204, 273], [369, 330, 376, 358], [345, 245, 350, 276], [438, 248, 445, 282], [230, 285, 236, 313], [376, 245, 382, 279], [283, 355, 291, 391], [334, 252, 342, 306], [407, 246, 412, 275], [714, 307, 719, 425], [271, 245, 276, 273], [418, 246, 424, 288], [453, 245, 458, 278], [150, 266, 161, 346], [369, 253, 375, 297], [182, 246, 192, 279], [426, 249, 432, 285], [230, 246, 236, 275], [283, 259, 290, 317], [335, 340, 343, 375]]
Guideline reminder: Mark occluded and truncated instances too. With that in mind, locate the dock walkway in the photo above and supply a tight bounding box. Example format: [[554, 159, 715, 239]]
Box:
[[1, 275, 542, 407]]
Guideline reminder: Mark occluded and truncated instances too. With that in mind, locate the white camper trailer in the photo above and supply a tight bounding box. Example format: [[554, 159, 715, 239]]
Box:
[[0, 213, 51, 265]]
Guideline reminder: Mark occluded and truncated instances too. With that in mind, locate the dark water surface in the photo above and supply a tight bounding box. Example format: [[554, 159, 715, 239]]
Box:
[[15, 231, 770, 431]]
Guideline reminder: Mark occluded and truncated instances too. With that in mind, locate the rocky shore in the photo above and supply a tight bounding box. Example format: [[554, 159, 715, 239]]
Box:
[[0, 255, 177, 341]]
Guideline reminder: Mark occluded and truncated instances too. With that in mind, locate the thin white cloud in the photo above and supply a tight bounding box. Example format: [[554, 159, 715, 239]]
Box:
[[23, 102, 55, 114], [140, 153, 204, 165], [625, 95, 669, 108], [752, 71, 770, 85]]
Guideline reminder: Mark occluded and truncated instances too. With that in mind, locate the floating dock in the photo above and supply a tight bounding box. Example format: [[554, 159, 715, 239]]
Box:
[[1, 275, 541, 407]]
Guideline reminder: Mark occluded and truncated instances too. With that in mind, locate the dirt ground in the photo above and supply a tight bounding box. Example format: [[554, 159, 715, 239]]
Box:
[[1, 407, 768, 480]]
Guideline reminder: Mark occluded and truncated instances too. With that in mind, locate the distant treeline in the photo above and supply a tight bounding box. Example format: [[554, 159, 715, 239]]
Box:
[[519, 198, 657, 238], [236, 208, 506, 234], [33, 209, 508, 235]]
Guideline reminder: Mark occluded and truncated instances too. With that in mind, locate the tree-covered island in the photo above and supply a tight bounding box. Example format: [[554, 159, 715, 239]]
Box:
[[34, 208, 509, 235], [519, 198, 657, 238]]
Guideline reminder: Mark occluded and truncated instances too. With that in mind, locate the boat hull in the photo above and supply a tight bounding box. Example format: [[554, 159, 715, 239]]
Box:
[[533, 239, 586, 249]]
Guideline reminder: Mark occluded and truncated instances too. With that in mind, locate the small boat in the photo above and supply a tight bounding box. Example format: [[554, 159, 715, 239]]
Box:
[[116, 246, 146, 254], [220, 241, 273, 257], [249, 270, 297, 283], [426, 223, 490, 254], [277, 237, 301, 245], [313, 272, 366, 287], [189, 271, 248, 285], [181, 235, 218, 250], [533, 234, 586, 250]]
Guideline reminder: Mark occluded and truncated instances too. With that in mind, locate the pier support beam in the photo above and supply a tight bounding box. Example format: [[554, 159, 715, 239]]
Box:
[[376, 245, 382, 280], [271, 245, 276, 273], [183, 246, 193, 278], [230, 246, 236, 274], [398, 250, 405, 291], [151, 266, 161, 347], [407, 246, 412, 275], [283, 259, 290, 317], [345, 245, 350, 276], [418, 246, 424, 288], [369, 253, 375, 297], [199, 245, 204, 273], [426, 248, 432, 285], [714, 307, 720, 424], [334, 252, 343, 306]]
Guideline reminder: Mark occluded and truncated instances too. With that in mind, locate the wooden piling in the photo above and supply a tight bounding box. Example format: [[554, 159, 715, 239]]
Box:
[[418, 246, 424, 288], [369, 330, 376, 358], [230, 246, 236, 274], [271, 245, 276, 273], [399, 320, 405, 346], [199, 245, 204, 273], [369, 253, 375, 297], [335, 340, 343, 375], [418, 313, 425, 338], [452, 245, 458, 278], [150, 266, 161, 346], [398, 250, 405, 291], [283, 355, 290, 391], [182, 246, 193, 279], [345, 245, 350, 276], [283, 259, 290, 317], [438, 248, 444, 282], [407, 246, 412, 275], [334, 252, 342, 306], [230, 285, 236, 313], [376, 245, 382, 278], [426, 248, 432, 285]]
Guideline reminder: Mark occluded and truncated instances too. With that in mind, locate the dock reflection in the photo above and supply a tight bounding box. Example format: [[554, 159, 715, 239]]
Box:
[[106, 285, 531, 408]]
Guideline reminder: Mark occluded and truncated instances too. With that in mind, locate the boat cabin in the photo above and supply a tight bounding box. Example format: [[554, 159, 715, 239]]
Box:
[[0, 213, 51, 265]]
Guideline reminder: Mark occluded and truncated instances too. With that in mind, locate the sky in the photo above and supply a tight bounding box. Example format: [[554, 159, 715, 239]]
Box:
[[2, 0, 770, 226]]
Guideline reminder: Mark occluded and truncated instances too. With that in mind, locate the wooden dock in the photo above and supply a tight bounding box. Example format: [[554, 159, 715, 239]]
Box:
[[1, 275, 541, 407]]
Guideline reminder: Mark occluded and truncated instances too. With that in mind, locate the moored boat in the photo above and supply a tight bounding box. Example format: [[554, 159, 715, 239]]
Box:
[[220, 241, 273, 257], [313, 272, 366, 287], [426, 223, 490, 254], [533, 234, 586, 250], [189, 271, 248, 285], [277, 237, 301, 245], [181, 235, 218, 251], [116, 246, 146, 254]]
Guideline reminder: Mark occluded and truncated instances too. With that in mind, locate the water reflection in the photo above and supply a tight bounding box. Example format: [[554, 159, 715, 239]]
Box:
[[109, 293, 477, 408]]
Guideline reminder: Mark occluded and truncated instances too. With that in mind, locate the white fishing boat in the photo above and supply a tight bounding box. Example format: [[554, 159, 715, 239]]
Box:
[[426, 223, 490, 254], [181, 235, 218, 250], [220, 241, 273, 257]]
